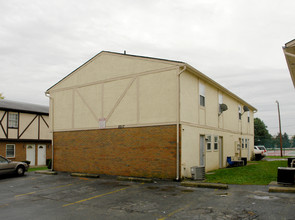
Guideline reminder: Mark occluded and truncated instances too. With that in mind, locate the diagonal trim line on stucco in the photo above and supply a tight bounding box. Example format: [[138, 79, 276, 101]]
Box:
[[48, 66, 179, 94], [40, 115, 49, 128], [0, 111, 7, 138], [75, 88, 100, 124], [105, 77, 136, 122], [18, 115, 38, 139]]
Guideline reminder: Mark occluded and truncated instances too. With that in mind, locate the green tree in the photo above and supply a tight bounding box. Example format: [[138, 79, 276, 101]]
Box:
[[254, 118, 272, 147], [282, 132, 290, 148], [274, 132, 291, 149], [291, 136, 295, 148], [0, 93, 4, 99]]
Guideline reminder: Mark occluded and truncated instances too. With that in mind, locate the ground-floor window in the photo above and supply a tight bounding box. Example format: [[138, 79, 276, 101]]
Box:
[[214, 136, 218, 150], [6, 144, 15, 158], [206, 135, 211, 151], [245, 139, 249, 148]]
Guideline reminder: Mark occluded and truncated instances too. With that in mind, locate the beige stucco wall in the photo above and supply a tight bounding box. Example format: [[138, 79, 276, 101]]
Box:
[[180, 71, 255, 177], [49, 53, 180, 131], [0, 110, 51, 140], [47, 52, 256, 178]]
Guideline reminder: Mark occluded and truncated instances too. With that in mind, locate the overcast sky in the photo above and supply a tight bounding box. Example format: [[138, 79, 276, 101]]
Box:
[[0, 0, 294, 136]]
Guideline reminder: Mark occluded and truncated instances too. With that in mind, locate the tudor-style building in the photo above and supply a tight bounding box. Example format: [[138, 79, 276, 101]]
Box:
[[0, 100, 52, 166], [47, 51, 256, 179]]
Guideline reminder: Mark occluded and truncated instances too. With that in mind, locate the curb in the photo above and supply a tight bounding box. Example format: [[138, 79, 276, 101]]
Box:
[[268, 181, 295, 193], [71, 173, 100, 178], [181, 181, 228, 189], [117, 176, 153, 183], [269, 186, 295, 193], [35, 170, 57, 175]]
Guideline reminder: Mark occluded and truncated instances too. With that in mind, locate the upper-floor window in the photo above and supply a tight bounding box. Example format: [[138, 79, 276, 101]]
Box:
[[247, 111, 250, 123], [242, 138, 244, 148], [8, 112, 18, 128], [199, 82, 205, 107], [245, 139, 248, 148], [238, 105, 242, 120], [218, 93, 223, 113]]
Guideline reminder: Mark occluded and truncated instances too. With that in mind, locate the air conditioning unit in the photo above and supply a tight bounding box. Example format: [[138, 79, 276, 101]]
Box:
[[191, 166, 205, 180]]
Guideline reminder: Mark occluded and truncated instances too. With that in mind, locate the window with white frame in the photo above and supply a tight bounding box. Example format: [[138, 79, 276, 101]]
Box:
[[206, 135, 211, 151], [8, 112, 18, 128], [245, 139, 249, 148], [6, 144, 15, 158], [199, 82, 205, 107], [218, 93, 223, 113], [247, 111, 250, 123], [214, 136, 218, 150], [238, 105, 242, 120]]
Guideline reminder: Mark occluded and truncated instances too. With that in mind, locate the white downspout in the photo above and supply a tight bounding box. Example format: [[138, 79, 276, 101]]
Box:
[[45, 92, 54, 171], [176, 65, 186, 181]]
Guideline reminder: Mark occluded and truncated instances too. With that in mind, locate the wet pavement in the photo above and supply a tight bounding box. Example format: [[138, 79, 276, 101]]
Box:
[[0, 172, 295, 220]]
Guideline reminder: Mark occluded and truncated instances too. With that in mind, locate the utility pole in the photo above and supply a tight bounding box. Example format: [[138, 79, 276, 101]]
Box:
[[276, 100, 283, 157]]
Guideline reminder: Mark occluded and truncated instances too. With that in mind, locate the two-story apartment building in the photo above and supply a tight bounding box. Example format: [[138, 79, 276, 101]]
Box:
[[0, 100, 52, 166], [46, 51, 256, 179]]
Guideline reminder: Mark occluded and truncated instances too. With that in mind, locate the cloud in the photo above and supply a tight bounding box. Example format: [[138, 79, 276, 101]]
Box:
[[0, 0, 295, 136]]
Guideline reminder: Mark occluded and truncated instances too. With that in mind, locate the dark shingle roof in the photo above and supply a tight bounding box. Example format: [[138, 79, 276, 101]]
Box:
[[0, 100, 49, 115]]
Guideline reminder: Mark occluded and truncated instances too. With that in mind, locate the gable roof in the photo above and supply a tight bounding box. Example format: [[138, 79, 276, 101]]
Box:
[[0, 100, 49, 115], [46, 51, 184, 92], [283, 39, 295, 87]]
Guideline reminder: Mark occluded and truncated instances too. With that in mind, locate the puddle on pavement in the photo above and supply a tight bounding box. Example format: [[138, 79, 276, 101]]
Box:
[[117, 184, 130, 187], [161, 187, 175, 192], [100, 182, 130, 187], [181, 189, 194, 193], [146, 186, 159, 190]]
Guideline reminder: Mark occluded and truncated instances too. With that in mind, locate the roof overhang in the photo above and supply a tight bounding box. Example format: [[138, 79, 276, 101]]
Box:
[[185, 64, 257, 112], [283, 39, 295, 88]]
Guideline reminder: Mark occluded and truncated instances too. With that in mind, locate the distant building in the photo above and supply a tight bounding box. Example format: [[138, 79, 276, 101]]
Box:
[[0, 100, 52, 165], [283, 39, 295, 87], [46, 51, 256, 179]]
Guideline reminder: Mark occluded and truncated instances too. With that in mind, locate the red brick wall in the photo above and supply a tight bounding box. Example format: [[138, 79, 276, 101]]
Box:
[[53, 125, 177, 179]]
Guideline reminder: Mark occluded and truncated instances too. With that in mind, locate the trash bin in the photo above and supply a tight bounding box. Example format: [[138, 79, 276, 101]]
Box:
[[241, 157, 247, 166], [277, 167, 295, 184]]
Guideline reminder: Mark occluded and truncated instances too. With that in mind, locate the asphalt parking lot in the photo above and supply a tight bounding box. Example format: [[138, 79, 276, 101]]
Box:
[[0, 172, 295, 220]]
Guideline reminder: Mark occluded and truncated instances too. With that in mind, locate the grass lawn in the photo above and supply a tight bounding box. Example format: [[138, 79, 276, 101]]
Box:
[[205, 160, 286, 185], [267, 156, 289, 159], [28, 166, 48, 172]]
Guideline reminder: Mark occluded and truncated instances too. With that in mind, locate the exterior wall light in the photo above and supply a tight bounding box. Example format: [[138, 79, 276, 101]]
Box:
[[218, 103, 228, 116]]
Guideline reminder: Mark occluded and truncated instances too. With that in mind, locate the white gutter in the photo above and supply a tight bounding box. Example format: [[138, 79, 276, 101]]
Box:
[[176, 65, 186, 181], [45, 92, 54, 171]]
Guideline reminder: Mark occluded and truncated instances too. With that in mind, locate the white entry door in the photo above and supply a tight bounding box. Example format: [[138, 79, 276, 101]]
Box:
[[26, 144, 36, 166], [37, 145, 46, 165]]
